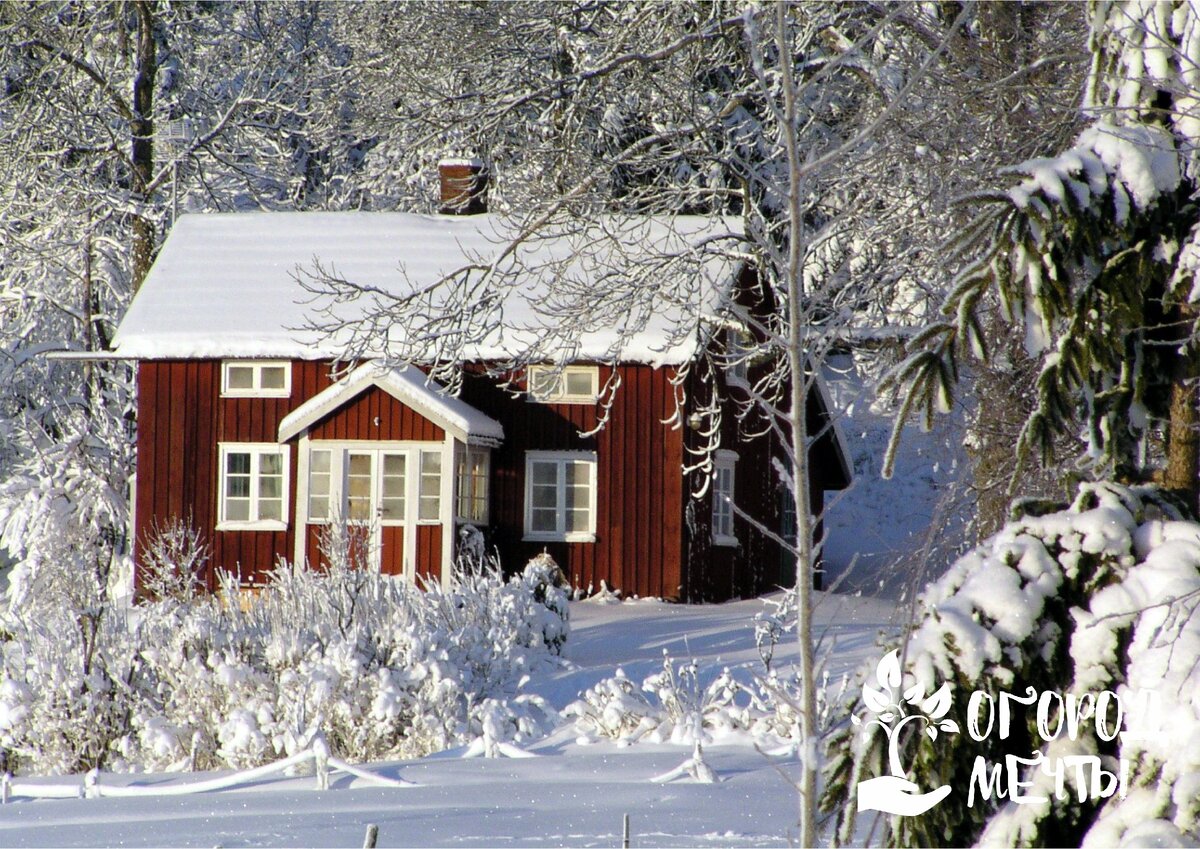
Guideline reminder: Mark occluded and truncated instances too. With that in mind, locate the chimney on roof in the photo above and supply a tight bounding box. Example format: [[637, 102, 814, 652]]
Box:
[[438, 158, 488, 215]]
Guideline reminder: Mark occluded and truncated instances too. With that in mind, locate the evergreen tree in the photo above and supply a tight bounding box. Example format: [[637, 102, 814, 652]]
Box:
[[883, 0, 1200, 511]]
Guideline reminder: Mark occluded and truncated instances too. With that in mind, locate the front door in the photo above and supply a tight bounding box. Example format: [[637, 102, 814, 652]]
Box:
[[345, 449, 408, 575]]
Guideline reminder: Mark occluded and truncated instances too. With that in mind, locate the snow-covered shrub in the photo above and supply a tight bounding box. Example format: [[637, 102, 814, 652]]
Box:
[[566, 653, 782, 747], [822, 482, 1200, 848], [0, 538, 569, 775]]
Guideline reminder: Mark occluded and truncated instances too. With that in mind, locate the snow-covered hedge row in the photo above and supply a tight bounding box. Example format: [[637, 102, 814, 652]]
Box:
[[0, 552, 568, 776], [822, 482, 1200, 848]]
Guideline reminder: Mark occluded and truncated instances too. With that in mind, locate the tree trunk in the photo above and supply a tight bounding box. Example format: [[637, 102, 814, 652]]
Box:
[[775, 6, 818, 846], [130, 0, 157, 291], [1163, 321, 1200, 514]]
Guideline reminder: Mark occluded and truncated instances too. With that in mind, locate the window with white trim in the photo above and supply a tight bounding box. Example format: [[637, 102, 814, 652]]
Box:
[[221, 361, 291, 397], [524, 451, 597, 542], [528, 365, 599, 404], [712, 451, 737, 546], [457, 447, 490, 524], [418, 450, 441, 522], [218, 443, 289, 529], [307, 447, 332, 522]]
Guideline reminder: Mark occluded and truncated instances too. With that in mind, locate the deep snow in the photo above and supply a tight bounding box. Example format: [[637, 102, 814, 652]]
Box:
[[0, 591, 899, 848]]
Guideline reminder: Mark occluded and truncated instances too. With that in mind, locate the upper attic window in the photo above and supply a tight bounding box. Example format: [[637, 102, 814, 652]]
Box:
[[221, 361, 291, 398], [528, 365, 599, 404]]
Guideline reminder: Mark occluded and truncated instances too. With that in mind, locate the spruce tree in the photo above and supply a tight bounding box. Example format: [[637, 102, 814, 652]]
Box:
[[884, 0, 1200, 511]]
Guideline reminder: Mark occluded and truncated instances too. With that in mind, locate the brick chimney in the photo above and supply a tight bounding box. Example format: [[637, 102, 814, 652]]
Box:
[[438, 158, 488, 215]]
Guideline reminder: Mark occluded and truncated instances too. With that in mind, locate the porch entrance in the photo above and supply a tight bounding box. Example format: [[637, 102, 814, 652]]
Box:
[[303, 443, 445, 579]]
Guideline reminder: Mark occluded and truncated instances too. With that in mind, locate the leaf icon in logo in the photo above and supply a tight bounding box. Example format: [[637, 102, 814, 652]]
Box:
[[863, 684, 890, 714], [876, 649, 902, 689], [939, 719, 959, 734], [903, 682, 925, 705], [921, 683, 953, 720]]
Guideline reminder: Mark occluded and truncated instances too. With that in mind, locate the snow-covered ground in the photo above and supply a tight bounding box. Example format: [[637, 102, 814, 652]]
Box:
[[822, 352, 969, 600], [0, 592, 899, 848]]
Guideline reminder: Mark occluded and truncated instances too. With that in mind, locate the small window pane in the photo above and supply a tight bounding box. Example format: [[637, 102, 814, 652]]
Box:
[[421, 452, 441, 475], [568, 508, 590, 533], [531, 509, 558, 532], [259, 366, 287, 390], [259, 475, 282, 499], [530, 369, 560, 398], [227, 366, 254, 390], [565, 371, 594, 396], [532, 484, 557, 509], [226, 476, 250, 499], [565, 461, 589, 487], [260, 453, 282, 475], [381, 497, 405, 521], [311, 450, 331, 474], [309, 495, 329, 521], [531, 462, 557, 486], [227, 452, 251, 475], [225, 499, 250, 522], [259, 499, 282, 521]]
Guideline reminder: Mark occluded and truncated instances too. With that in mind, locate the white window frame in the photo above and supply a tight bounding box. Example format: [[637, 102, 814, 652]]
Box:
[[220, 360, 291, 398], [523, 450, 598, 543], [456, 446, 491, 524], [712, 450, 737, 547], [217, 443, 290, 531], [527, 365, 599, 404]]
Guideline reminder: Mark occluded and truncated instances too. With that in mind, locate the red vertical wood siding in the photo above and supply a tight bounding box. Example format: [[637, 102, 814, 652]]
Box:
[[459, 364, 684, 600], [135, 355, 840, 602]]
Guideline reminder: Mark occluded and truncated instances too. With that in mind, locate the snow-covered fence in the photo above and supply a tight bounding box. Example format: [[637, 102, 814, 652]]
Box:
[[0, 738, 411, 802]]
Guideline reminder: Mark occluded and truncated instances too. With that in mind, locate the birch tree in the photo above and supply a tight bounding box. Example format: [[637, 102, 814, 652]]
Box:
[[0, 2, 363, 602]]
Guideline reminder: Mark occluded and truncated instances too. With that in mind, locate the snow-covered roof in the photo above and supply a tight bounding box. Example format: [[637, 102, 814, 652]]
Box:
[[111, 211, 743, 365], [278, 364, 504, 446]]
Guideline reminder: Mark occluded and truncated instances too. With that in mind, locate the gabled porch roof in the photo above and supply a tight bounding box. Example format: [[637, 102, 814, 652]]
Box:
[[278, 364, 504, 447]]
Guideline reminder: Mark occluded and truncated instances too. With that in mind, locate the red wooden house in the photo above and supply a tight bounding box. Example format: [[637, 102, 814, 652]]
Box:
[[112, 171, 850, 602]]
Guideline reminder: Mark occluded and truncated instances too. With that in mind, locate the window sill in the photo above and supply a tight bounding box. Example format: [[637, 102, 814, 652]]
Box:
[[220, 389, 291, 399], [528, 397, 598, 405], [523, 532, 597, 544], [713, 534, 738, 548], [217, 521, 288, 532]]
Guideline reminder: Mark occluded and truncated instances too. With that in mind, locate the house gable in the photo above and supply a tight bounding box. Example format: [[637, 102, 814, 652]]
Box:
[[279, 364, 503, 446]]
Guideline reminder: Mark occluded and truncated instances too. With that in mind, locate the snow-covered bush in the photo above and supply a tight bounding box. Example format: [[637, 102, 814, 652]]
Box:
[[0, 540, 569, 776], [566, 652, 795, 748], [822, 482, 1200, 848]]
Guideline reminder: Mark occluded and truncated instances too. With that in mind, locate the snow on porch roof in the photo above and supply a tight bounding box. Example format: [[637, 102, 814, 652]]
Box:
[[278, 364, 504, 447], [111, 211, 744, 366]]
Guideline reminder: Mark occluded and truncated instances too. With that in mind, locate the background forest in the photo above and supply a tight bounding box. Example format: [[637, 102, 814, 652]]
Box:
[[3, 2, 1200, 847]]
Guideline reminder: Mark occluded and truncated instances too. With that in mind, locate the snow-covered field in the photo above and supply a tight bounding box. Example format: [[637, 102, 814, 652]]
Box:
[[0, 592, 899, 848]]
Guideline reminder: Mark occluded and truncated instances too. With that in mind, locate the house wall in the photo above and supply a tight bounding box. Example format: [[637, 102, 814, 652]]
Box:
[[459, 365, 686, 600], [135, 359, 691, 598], [134, 360, 449, 589], [135, 356, 842, 602], [678, 360, 847, 602]]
